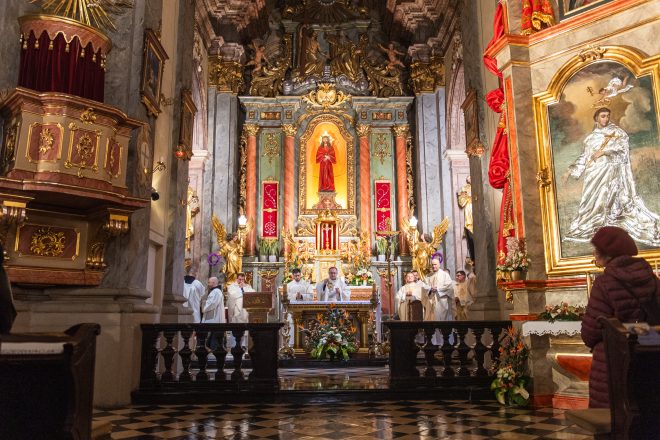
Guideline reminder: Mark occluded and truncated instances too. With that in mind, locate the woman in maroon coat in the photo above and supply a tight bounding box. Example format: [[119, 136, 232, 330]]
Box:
[[581, 226, 660, 408]]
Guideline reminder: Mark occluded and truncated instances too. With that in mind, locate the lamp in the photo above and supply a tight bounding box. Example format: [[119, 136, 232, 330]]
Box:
[[237, 214, 249, 250], [238, 214, 248, 227], [409, 215, 418, 228]]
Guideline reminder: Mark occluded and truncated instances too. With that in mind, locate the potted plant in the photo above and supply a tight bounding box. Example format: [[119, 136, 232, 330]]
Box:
[[491, 326, 530, 406], [375, 237, 387, 262], [257, 237, 269, 262], [496, 236, 530, 280], [268, 240, 279, 263]]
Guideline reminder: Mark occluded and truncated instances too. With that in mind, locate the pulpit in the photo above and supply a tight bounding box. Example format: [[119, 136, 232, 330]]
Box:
[[243, 292, 273, 323]]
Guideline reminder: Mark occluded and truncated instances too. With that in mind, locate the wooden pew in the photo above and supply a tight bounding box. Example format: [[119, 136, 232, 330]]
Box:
[[566, 317, 660, 440], [0, 323, 101, 440]]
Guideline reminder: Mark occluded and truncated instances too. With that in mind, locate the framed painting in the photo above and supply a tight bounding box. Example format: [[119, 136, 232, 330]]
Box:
[[534, 46, 660, 275], [140, 29, 169, 117], [558, 0, 612, 20], [461, 89, 485, 157], [177, 89, 197, 160]]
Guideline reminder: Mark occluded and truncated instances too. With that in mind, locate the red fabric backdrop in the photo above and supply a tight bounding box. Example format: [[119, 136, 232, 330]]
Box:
[[374, 180, 392, 233], [261, 181, 279, 238]]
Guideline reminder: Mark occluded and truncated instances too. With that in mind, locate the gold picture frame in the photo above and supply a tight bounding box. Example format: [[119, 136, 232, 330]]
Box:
[[177, 89, 197, 160], [140, 29, 169, 117], [533, 46, 660, 275], [461, 88, 485, 157]]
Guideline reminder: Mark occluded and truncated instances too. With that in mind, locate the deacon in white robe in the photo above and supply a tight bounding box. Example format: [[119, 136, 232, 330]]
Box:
[[421, 259, 455, 321], [183, 268, 205, 323], [316, 267, 351, 302], [202, 277, 225, 323], [396, 272, 424, 321]]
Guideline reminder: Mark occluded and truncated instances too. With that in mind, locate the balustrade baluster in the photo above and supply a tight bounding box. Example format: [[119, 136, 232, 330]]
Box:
[[472, 327, 488, 376], [179, 329, 193, 382], [230, 328, 246, 381], [422, 327, 437, 377], [161, 330, 177, 381], [455, 326, 470, 376], [139, 326, 160, 387], [440, 326, 455, 377], [194, 329, 210, 381], [212, 332, 228, 382], [490, 326, 504, 366]]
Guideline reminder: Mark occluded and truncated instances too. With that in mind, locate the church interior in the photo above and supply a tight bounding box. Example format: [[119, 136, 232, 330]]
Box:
[[1, 0, 660, 439]]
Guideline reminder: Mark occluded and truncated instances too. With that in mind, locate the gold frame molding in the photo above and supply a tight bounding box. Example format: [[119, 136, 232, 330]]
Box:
[[298, 114, 355, 215], [533, 46, 660, 275], [140, 29, 168, 117]]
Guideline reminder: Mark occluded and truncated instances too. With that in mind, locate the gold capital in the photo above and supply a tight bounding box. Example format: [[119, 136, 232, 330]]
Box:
[[243, 124, 260, 137], [281, 124, 297, 137], [392, 124, 409, 138], [355, 124, 371, 138]]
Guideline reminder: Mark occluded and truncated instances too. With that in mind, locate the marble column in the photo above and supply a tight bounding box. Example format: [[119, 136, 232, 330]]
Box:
[[281, 124, 297, 234], [356, 124, 372, 247], [243, 124, 259, 256], [392, 125, 410, 256]]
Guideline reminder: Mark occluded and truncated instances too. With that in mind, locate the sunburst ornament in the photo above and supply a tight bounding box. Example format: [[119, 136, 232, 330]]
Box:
[[30, 0, 134, 32]]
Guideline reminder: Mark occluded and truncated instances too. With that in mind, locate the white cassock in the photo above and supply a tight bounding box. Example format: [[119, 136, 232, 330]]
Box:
[[201, 287, 225, 323], [227, 282, 254, 323], [316, 277, 351, 302], [284, 280, 314, 345], [396, 282, 423, 321], [422, 270, 455, 321], [183, 279, 205, 323], [567, 122, 660, 246]]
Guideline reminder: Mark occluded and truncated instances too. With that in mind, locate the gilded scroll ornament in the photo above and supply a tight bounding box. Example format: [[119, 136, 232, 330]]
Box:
[[38, 128, 54, 154], [355, 124, 371, 138], [80, 108, 97, 124], [31, 0, 133, 32], [410, 57, 445, 94], [29, 227, 66, 257], [209, 58, 244, 94], [86, 212, 129, 270], [249, 35, 292, 97], [243, 124, 260, 137], [391, 124, 409, 138], [373, 132, 391, 165], [65, 123, 100, 177], [238, 134, 248, 214], [578, 45, 606, 62], [281, 124, 297, 137], [262, 132, 280, 164], [358, 36, 404, 98], [405, 134, 416, 215], [0, 199, 28, 251], [302, 82, 351, 109], [466, 141, 486, 158]]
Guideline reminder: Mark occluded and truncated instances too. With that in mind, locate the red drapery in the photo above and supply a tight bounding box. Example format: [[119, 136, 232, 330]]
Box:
[[19, 30, 106, 102], [374, 180, 392, 232], [521, 0, 555, 35], [483, 3, 515, 265], [261, 181, 279, 238]]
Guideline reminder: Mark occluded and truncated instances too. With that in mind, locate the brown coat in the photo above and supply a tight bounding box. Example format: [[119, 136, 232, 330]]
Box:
[[581, 255, 659, 408]]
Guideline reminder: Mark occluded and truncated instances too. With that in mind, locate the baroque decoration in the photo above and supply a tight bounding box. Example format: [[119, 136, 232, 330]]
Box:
[[29, 227, 66, 257]]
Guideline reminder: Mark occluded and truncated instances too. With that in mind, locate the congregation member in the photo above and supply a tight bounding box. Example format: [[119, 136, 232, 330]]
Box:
[[183, 265, 205, 323], [581, 226, 659, 408], [396, 272, 424, 321], [453, 270, 475, 320], [317, 267, 351, 301]]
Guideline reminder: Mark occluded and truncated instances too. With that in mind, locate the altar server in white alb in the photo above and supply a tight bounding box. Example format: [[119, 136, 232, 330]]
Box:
[[396, 272, 424, 321], [227, 273, 254, 323], [317, 267, 351, 301], [201, 277, 225, 323], [183, 266, 205, 323], [422, 258, 455, 321], [287, 268, 314, 302]]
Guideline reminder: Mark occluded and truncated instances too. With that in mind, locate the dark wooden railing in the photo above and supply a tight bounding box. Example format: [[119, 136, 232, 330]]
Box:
[[135, 323, 282, 399], [384, 320, 511, 389]]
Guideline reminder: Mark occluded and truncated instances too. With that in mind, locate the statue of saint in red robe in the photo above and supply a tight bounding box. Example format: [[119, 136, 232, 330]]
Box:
[[316, 136, 336, 192]]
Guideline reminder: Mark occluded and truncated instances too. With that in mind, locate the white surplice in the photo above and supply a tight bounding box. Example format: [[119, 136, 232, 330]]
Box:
[[201, 287, 225, 323], [183, 278, 205, 323], [316, 277, 351, 302]]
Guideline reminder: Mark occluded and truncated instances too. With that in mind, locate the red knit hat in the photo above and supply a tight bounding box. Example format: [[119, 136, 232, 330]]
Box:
[[590, 226, 638, 257]]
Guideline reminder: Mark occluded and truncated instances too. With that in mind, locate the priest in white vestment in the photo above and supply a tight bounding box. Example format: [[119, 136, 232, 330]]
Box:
[[183, 267, 205, 323], [567, 108, 660, 246], [421, 258, 455, 321], [202, 277, 225, 323], [283, 268, 314, 345], [396, 272, 423, 321], [317, 267, 351, 301]]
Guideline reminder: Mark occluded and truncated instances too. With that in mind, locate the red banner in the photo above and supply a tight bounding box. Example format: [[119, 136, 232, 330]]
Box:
[[375, 180, 392, 232], [261, 181, 278, 238]]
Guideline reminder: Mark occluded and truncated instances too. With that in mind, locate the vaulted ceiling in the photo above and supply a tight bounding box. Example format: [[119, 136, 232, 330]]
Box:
[[198, 0, 460, 56]]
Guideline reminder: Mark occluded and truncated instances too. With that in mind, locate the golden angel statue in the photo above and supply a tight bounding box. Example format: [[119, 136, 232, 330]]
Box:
[[403, 217, 450, 278], [212, 214, 251, 284]]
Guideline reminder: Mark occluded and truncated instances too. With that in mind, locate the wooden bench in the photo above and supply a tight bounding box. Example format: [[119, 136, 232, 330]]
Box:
[[0, 323, 101, 440], [566, 317, 660, 440]]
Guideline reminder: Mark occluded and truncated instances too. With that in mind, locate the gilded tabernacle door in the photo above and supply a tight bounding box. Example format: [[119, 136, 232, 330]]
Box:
[[534, 46, 660, 275], [299, 114, 355, 215]]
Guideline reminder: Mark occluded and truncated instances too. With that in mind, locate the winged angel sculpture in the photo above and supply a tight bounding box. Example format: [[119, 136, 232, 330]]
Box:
[[211, 214, 252, 284], [402, 217, 450, 278]]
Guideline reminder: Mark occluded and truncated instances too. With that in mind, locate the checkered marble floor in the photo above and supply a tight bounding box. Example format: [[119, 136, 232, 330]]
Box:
[[95, 400, 594, 439]]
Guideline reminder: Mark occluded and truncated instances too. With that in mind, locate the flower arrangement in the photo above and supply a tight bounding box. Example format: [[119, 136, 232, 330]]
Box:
[[301, 305, 358, 361], [491, 326, 530, 406], [497, 236, 530, 272], [537, 303, 585, 323], [347, 268, 374, 286]]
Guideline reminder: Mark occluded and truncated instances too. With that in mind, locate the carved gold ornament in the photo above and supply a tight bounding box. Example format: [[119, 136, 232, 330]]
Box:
[[208, 58, 244, 94], [32, 0, 134, 32], [29, 227, 66, 257], [238, 134, 247, 214], [2, 121, 19, 172], [302, 82, 351, 109], [355, 124, 371, 138], [86, 212, 129, 270], [410, 57, 445, 94], [466, 141, 485, 158], [372, 132, 391, 165], [281, 124, 297, 137], [262, 132, 280, 164], [80, 107, 97, 124], [65, 123, 100, 177], [243, 124, 260, 137], [249, 35, 292, 97], [391, 124, 409, 138], [0, 199, 28, 252], [578, 45, 606, 62], [38, 128, 54, 154], [405, 135, 415, 215], [536, 167, 552, 188]]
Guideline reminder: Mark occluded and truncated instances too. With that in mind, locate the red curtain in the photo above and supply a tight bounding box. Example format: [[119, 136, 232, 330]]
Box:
[[483, 3, 515, 265], [521, 0, 555, 36], [19, 30, 105, 102]]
